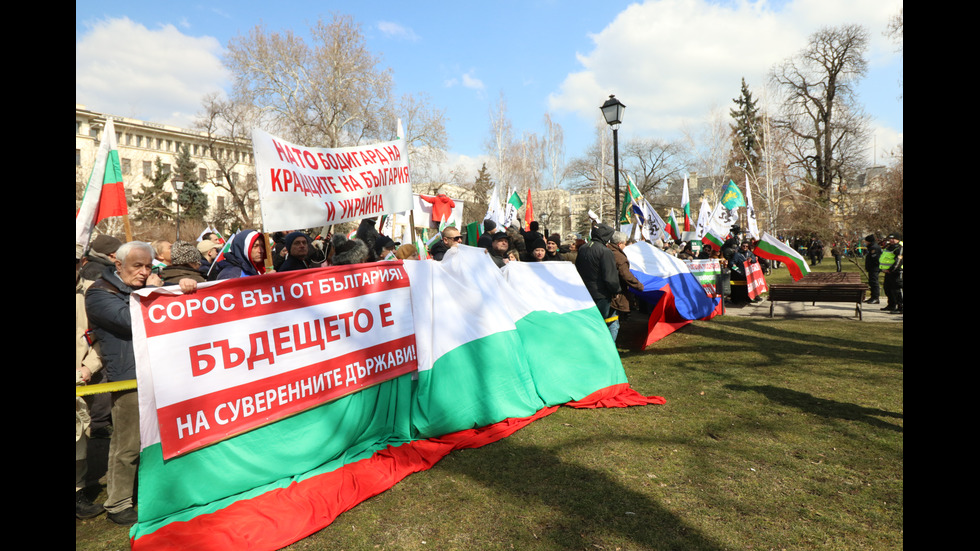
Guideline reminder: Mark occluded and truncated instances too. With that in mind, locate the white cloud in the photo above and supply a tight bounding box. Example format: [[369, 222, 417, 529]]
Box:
[[461, 70, 485, 91], [548, 0, 902, 140], [75, 16, 229, 129], [377, 21, 420, 42]]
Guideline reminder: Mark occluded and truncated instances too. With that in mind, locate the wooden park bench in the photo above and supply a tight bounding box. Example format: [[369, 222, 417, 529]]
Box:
[[767, 273, 869, 320]]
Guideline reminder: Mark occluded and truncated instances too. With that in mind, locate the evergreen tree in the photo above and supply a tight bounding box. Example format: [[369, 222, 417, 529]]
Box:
[[173, 145, 209, 221], [464, 163, 494, 225], [727, 78, 763, 178], [131, 157, 174, 222]]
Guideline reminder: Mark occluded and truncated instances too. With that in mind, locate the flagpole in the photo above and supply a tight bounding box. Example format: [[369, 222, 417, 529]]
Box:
[[123, 215, 133, 242]]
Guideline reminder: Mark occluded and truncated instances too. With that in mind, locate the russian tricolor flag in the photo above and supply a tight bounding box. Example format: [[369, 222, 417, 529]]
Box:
[[624, 241, 723, 347]]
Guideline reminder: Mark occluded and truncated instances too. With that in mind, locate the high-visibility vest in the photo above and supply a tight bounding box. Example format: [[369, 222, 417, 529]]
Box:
[[879, 242, 903, 270]]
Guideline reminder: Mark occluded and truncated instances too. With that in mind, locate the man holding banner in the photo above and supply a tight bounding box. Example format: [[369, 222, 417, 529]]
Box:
[[85, 241, 198, 525]]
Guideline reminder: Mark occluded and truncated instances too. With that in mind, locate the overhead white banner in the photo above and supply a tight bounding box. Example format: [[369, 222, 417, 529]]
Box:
[[253, 129, 414, 232]]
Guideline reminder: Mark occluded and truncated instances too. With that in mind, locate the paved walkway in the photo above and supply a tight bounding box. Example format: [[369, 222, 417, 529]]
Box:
[[720, 298, 903, 322]]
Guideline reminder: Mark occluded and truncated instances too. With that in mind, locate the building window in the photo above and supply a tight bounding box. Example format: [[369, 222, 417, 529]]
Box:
[[76, 149, 81, 166], [143, 161, 153, 178], [199, 167, 207, 181], [217, 196, 226, 211], [231, 172, 239, 185], [136, 135, 143, 148], [122, 158, 131, 175]]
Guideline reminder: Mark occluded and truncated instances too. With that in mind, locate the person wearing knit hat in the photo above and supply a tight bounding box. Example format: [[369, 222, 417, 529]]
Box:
[[79, 235, 123, 282], [160, 241, 206, 284], [526, 236, 548, 262], [488, 231, 510, 268], [477, 219, 497, 250], [374, 234, 397, 260], [330, 234, 369, 265], [544, 234, 564, 261], [279, 231, 315, 272]]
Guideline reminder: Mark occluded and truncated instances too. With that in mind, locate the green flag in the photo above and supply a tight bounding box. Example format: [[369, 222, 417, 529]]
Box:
[[619, 176, 641, 224], [507, 191, 523, 209], [720, 180, 746, 210], [466, 221, 481, 246]]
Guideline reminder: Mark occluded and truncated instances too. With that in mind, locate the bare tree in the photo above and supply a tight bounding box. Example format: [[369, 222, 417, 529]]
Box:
[[886, 7, 903, 96], [566, 116, 615, 222], [196, 93, 261, 228], [542, 112, 566, 190], [769, 24, 872, 201], [622, 136, 685, 201], [396, 91, 448, 185], [224, 12, 447, 170], [486, 92, 517, 190], [225, 14, 395, 148], [850, 144, 902, 237], [515, 130, 544, 192], [680, 105, 731, 201]]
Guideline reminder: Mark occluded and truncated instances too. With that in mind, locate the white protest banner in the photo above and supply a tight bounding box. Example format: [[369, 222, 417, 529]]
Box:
[[684, 259, 722, 296], [252, 129, 413, 232], [131, 263, 418, 460]]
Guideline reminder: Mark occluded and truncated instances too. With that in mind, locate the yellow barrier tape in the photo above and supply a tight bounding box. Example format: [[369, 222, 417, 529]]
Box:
[[76, 380, 137, 396], [604, 315, 619, 324]]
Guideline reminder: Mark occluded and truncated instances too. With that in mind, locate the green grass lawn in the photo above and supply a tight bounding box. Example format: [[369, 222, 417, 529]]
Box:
[[77, 256, 901, 551]]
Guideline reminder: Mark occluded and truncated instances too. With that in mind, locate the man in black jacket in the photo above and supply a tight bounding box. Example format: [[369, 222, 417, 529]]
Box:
[[575, 224, 621, 338], [863, 234, 882, 304]]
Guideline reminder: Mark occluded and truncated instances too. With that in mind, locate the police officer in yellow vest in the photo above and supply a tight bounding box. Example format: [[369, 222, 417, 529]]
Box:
[[879, 233, 903, 313]]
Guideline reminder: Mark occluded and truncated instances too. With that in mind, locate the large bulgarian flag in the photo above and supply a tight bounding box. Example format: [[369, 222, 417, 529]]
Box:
[[754, 231, 811, 281], [128, 246, 662, 550], [75, 117, 128, 253]]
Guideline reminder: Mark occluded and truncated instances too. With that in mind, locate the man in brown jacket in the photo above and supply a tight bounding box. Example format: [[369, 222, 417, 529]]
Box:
[[607, 231, 644, 344]]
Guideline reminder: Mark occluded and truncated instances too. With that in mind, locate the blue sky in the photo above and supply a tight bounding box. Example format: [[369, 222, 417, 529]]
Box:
[[77, 0, 903, 182]]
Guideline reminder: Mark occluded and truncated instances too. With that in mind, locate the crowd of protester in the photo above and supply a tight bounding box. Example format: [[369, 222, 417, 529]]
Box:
[[76, 215, 902, 526]]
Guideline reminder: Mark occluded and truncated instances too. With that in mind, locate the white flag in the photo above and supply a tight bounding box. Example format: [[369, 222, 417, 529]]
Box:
[[695, 198, 713, 239], [485, 181, 503, 226], [744, 175, 760, 240]]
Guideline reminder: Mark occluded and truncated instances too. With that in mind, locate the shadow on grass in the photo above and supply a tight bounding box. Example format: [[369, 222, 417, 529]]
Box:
[[723, 383, 904, 433], [619, 317, 903, 371], [440, 435, 727, 551]]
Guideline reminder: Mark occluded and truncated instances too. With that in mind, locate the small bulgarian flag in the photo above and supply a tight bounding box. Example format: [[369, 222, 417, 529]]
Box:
[[667, 209, 680, 241], [700, 202, 728, 249], [754, 231, 811, 281], [702, 226, 726, 249], [681, 177, 691, 231]]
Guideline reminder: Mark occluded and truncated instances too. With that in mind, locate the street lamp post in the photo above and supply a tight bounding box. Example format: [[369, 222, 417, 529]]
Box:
[[174, 179, 184, 241], [539, 212, 550, 237], [600, 95, 626, 225]]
